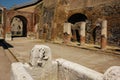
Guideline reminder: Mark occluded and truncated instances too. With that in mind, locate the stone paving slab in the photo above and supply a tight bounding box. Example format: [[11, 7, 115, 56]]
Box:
[[0, 47, 11, 80], [7, 38, 120, 73]]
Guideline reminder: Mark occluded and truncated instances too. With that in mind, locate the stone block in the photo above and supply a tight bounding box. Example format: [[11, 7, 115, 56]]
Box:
[[56, 58, 103, 80], [103, 66, 120, 80], [5, 33, 12, 41], [11, 62, 33, 80], [63, 23, 71, 34], [30, 45, 52, 68], [27, 61, 58, 80]]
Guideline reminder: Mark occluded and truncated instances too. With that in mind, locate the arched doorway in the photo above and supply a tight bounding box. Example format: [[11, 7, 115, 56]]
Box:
[[10, 15, 27, 37], [68, 13, 87, 42]]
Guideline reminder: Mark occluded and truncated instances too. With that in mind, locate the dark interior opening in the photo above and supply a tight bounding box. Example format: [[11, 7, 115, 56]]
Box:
[[68, 13, 87, 24], [68, 13, 87, 42]]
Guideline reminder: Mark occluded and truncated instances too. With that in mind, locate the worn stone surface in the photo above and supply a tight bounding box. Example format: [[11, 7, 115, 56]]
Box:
[[11, 62, 33, 80], [36, 0, 120, 46], [8, 38, 120, 73], [2, 0, 120, 46], [27, 61, 58, 80], [57, 58, 103, 80], [101, 20, 107, 49], [0, 47, 11, 80], [103, 66, 120, 80], [30, 45, 52, 68], [63, 23, 71, 34]]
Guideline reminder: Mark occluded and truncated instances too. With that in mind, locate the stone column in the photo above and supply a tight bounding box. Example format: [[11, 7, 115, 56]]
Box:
[[35, 23, 39, 39], [3, 8, 6, 39], [51, 22, 57, 40], [79, 22, 86, 45], [101, 20, 107, 50], [104, 66, 120, 80], [63, 23, 71, 44], [43, 23, 48, 41], [0, 8, 4, 25], [72, 30, 77, 41]]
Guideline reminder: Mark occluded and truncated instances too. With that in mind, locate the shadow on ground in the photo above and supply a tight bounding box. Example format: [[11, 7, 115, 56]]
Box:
[[115, 49, 120, 52], [94, 46, 101, 49], [0, 39, 13, 49]]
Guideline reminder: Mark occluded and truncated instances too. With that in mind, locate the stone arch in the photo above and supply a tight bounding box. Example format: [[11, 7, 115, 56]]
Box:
[[10, 15, 27, 37], [68, 13, 87, 24], [67, 13, 87, 42]]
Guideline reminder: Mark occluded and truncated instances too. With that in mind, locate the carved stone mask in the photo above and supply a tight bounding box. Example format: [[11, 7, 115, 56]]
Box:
[[30, 45, 51, 67]]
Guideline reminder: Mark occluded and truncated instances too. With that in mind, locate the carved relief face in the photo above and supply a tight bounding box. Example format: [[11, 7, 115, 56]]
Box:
[[37, 47, 47, 67], [30, 45, 51, 67]]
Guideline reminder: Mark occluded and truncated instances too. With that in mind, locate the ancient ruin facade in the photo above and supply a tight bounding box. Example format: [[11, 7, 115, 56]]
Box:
[[2, 0, 120, 47], [4, 0, 42, 39], [5, 10, 34, 38], [11, 45, 120, 80], [35, 0, 120, 47]]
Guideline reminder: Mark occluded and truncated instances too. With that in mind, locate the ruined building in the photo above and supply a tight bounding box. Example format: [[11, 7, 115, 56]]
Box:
[[1, 0, 120, 47], [0, 5, 5, 38]]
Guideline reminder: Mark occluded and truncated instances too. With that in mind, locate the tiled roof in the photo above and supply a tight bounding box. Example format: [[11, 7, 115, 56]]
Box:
[[11, 0, 42, 10]]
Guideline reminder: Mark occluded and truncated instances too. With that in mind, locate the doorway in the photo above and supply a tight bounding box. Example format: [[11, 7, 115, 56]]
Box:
[[68, 13, 87, 42], [11, 15, 27, 37]]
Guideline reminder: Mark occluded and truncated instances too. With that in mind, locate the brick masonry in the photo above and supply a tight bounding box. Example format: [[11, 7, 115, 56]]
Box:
[[3, 0, 120, 47]]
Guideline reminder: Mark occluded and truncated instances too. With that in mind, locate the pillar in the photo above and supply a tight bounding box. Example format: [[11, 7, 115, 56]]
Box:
[[101, 20, 107, 50], [43, 23, 48, 41], [79, 22, 86, 45], [34, 23, 39, 39], [1, 8, 5, 39], [72, 30, 77, 41], [63, 23, 71, 44], [51, 22, 57, 40]]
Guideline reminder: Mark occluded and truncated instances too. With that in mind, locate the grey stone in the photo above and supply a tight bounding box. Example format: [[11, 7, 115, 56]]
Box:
[[30, 45, 52, 68], [5, 32, 12, 40], [11, 62, 33, 80], [56, 58, 103, 80], [104, 66, 120, 80]]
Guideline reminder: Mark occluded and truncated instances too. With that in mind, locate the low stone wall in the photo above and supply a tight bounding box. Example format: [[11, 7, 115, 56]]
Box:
[[11, 45, 120, 80], [11, 62, 33, 80], [56, 59, 103, 80], [11, 59, 120, 80], [27, 61, 58, 80]]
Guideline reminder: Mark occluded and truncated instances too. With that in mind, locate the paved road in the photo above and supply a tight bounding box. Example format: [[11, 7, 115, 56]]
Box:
[[8, 38, 120, 73], [0, 39, 17, 80], [0, 46, 11, 80]]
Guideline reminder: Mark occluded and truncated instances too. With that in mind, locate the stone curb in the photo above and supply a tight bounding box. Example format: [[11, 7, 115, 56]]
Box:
[[52, 41, 120, 55]]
